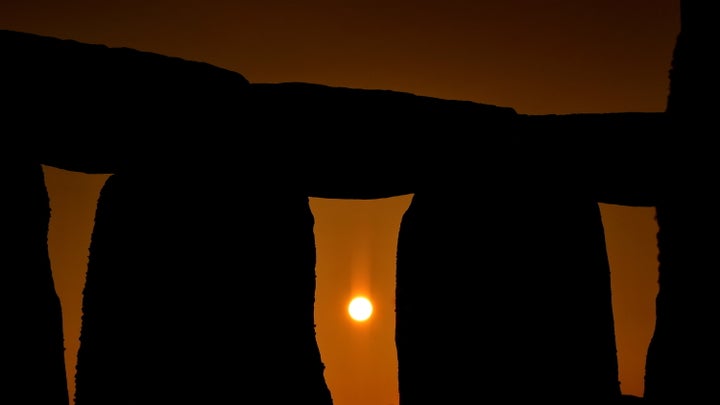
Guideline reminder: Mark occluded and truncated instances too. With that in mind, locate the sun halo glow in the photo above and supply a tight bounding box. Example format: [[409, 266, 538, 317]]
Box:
[[348, 296, 373, 322]]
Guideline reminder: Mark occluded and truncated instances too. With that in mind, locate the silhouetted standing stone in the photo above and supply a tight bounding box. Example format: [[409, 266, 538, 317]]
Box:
[[75, 164, 332, 404], [395, 125, 621, 402], [2, 160, 69, 405], [644, 1, 719, 402]]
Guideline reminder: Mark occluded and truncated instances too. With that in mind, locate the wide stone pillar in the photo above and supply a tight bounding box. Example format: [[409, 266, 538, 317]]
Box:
[[75, 164, 331, 404], [396, 136, 620, 403]]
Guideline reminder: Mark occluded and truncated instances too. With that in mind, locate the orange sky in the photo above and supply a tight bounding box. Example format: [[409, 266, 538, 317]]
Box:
[[3, 1, 680, 402]]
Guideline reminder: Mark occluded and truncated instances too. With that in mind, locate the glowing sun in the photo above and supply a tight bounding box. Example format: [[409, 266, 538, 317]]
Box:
[[348, 296, 373, 322]]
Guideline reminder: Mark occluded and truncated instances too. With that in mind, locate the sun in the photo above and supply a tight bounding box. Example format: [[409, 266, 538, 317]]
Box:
[[348, 296, 373, 322]]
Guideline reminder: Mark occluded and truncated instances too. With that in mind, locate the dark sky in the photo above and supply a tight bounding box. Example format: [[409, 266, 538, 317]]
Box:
[[2, 1, 680, 403], [2, 0, 678, 114]]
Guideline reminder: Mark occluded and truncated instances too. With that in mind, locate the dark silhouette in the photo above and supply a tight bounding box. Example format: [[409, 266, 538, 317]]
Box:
[[76, 166, 331, 404], [0, 1, 711, 403], [643, 1, 718, 403], [396, 129, 620, 402], [394, 109, 671, 403], [2, 160, 69, 405]]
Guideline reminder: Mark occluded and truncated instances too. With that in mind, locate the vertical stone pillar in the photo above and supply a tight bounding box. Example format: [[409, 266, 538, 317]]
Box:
[[2, 160, 69, 405], [644, 0, 719, 402], [75, 164, 332, 404], [396, 126, 620, 402]]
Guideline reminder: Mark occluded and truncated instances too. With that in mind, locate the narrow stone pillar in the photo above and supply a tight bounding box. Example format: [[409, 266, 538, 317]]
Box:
[[644, 1, 719, 402], [2, 160, 69, 405]]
